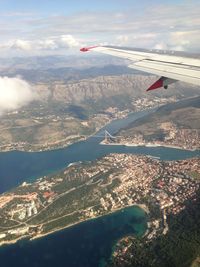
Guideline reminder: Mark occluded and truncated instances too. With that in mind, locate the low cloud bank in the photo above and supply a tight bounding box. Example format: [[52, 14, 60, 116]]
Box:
[[10, 35, 80, 52], [0, 76, 36, 114]]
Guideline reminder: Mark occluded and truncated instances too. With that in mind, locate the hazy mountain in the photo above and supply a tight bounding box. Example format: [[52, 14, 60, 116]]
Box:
[[0, 59, 199, 152], [34, 74, 200, 106], [0, 55, 129, 71], [0, 65, 137, 83]]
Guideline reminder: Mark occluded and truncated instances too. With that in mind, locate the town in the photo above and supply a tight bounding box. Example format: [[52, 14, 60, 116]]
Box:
[[102, 121, 200, 151], [0, 153, 199, 247], [0, 96, 176, 152]]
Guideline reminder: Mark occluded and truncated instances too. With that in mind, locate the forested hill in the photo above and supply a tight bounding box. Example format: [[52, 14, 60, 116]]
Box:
[[121, 96, 200, 131], [108, 188, 200, 267]]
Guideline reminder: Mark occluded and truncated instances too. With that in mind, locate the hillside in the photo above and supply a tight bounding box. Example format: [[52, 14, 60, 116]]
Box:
[[118, 96, 200, 150], [108, 188, 200, 267], [121, 96, 200, 130], [34, 73, 200, 105], [0, 63, 199, 151]]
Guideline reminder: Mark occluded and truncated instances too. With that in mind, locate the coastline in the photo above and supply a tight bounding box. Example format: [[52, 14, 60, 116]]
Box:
[[0, 118, 112, 153], [0, 115, 110, 153], [0, 203, 149, 248], [100, 141, 199, 152], [0, 235, 29, 248], [30, 203, 149, 241], [0, 108, 153, 154]]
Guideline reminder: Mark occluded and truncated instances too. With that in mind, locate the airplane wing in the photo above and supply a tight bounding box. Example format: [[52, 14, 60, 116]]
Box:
[[80, 46, 200, 91]]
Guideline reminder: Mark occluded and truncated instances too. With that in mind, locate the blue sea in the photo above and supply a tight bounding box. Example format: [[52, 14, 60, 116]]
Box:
[[0, 206, 146, 267], [0, 109, 199, 194], [0, 108, 199, 267]]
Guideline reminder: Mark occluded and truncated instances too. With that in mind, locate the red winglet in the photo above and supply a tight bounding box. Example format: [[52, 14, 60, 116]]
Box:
[[146, 77, 164, 91], [80, 46, 98, 52]]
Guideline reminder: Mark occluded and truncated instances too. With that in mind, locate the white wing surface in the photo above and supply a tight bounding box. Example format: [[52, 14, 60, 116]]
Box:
[[80, 46, 200, 91]]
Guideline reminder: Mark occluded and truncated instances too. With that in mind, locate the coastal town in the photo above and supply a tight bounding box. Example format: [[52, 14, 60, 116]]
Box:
[[102, 121, 200, 151], [0, 153, 199, 248], [0, 96, 176, 152]]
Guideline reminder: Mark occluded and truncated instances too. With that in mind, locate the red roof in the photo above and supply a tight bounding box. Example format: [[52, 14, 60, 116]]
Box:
[[43, 191, 55, 198]]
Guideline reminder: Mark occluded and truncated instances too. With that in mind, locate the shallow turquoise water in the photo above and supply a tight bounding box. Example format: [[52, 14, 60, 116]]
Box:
[[0, 206, 147, 267], [0, 108, 199, 267]]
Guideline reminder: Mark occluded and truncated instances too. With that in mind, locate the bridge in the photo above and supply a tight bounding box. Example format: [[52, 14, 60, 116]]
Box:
[[104, 130, 117, 143], [81, 130, 122, 143]]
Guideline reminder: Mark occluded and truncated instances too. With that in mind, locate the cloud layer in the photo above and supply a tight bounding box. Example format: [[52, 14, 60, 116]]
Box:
[[0, 1, 199, 56], [0, 76, 36, 114], [0, 35, 80, 55]]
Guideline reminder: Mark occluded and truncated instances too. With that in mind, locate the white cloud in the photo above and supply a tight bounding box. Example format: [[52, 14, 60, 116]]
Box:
[[0, 76, 37, 114], [0, 35, 80, 54], [59, 35, 80, 48], [12, 40, 32, 51], [0, 2, 199, 55], [37, 39, 58, 50], [154, 42, 169, 50], [152, 30, 200, 52], [116, 35, 129, 45]]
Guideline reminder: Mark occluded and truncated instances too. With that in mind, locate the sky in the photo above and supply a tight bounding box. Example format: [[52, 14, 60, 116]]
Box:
[[0, 0, 199, 57]]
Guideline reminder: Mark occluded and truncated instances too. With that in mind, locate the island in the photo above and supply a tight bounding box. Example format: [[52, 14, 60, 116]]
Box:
[[0, 154, 199, 248]]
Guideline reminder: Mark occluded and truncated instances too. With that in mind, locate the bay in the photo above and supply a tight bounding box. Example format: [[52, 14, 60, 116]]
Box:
[[0, 108, 199, 267], [0, 108, 199, 193], [0, 206, 147, 267]]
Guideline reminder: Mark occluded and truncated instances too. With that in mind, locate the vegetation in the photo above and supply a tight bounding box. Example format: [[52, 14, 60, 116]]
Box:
[[119, 96, 200, 141], [109, 189, 200, 267]]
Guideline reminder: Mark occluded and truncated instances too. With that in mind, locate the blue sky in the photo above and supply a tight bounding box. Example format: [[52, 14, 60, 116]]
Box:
[[0, 0, 186, 13], [0, 0, 126, 14], [0, 0, 199, 56]]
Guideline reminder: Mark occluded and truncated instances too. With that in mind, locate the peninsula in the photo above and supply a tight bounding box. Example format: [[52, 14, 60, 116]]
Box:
[[102, 96, 200, 151], [0, 154, 199, 247]]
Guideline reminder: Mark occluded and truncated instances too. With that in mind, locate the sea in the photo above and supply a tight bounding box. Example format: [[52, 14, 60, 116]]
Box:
[[0, 206, 146, 267], [0, 108, 199, 267]]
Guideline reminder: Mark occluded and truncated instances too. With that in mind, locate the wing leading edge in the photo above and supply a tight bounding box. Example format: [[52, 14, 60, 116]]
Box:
[[80, 46, 200, 91]]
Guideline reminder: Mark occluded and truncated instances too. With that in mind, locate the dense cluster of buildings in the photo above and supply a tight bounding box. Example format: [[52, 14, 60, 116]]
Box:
[[167, 128, 200, 150], [133, 96, 176, 111], [114, 122, 200, 150], [0, 153, 199, 247], [85, 154, 199, 238]]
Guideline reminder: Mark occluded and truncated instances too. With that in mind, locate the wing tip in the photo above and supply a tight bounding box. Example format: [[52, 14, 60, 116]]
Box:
[[80, 46, 98, 52]]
